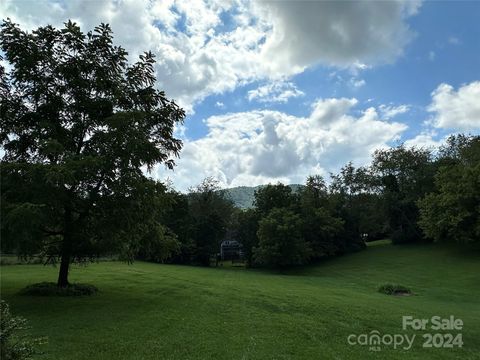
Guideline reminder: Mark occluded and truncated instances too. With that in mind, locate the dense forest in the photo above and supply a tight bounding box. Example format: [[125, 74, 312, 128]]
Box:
[[132, 134, 480, 268]]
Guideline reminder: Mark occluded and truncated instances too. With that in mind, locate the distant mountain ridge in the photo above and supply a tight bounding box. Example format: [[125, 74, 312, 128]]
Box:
[[220, 184, 304, 209]]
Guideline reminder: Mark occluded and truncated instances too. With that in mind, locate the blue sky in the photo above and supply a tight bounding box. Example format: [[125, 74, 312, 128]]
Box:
[[189, 1, 479, 139], [2, 0, 479, 190]]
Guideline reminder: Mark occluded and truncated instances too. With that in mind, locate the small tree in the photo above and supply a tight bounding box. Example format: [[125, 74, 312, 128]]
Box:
[[254, 208, 311, 268], [0, 20, 185, 286]]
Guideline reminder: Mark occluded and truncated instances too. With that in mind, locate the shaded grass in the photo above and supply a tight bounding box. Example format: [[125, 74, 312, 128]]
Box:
[[20, 282, 98, 296], [1, 242, 479, 359]]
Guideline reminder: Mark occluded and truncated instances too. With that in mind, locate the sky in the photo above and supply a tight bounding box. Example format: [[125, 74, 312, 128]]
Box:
[[1, 0, 479, 191]]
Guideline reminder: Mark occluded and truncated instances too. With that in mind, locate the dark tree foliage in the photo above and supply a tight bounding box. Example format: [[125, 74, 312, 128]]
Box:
[[253, 183, 297, 216], [302, 175, 328, 208], [437, 134, 475, 162], [187, 178, 235, 266], [418, 135, 480, 243], [371, 146, 436, 244], [300, 176, 344, 259], [135, 179, 236, 267], [329, 163, 372, 251], [249, 177, 349, 268], [232, 208, 259, 266], [156, 189, 195, 264], [254, 208, 311, 268], [0, 20, 185, 286]]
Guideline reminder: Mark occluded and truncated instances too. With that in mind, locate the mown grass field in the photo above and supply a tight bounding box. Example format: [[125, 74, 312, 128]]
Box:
[[1, 241, 479, 359]]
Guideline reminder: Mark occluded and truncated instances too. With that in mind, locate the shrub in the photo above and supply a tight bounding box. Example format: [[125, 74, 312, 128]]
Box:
[[20, 282, 98, 296], [0, 300, 45, 359], [378, 283, 412, 296]]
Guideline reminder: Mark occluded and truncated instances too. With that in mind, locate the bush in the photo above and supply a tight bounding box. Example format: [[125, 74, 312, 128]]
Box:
[[378, 283, 412, 296], [20, 282, 98, 296], [0, 300, 45, 359]]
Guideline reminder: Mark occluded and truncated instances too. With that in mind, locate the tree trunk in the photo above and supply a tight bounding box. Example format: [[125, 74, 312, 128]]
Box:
[[57, 205, 73, 288], [57, 229, 72, 287], [57, 249, 70, 287]]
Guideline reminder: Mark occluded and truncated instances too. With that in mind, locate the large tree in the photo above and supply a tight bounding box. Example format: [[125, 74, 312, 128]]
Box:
[[254, 208, 311, 268], [0, 20, 185, 286], [300, 175, 344, 258], [418, 135, 480, 243], [232, 207, 259, 266], [253, 183, 297, 216], [329, 164, 373, 251], [187, 177, 235, 266], [371, 146, 435, 244]]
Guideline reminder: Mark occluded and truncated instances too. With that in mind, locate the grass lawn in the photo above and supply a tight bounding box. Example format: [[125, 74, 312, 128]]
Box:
[[1, 241, 479, 359]]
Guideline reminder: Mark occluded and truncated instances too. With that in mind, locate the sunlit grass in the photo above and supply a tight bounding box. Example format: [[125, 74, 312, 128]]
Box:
[[1, 242, 479, 359]]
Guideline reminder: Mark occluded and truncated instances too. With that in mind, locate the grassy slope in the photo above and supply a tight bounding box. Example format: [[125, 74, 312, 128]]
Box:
[[1, 242, 479, 360]]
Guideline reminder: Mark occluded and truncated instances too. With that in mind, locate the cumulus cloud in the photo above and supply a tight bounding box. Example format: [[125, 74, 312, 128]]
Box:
[[1, 0, 421, 111], [247, 81, 304, 103], [254, 0, 421, 74], [428, 81, 480, 130], [0, 0, 262, 112], [159, 99, 408, 190]]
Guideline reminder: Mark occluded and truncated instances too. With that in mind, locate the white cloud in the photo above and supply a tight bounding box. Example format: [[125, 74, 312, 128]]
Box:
[[0, 0, 262, 112], [215, 101, 225, 109], [247, 81, 304, 103], [1, 0, 421, 111], [159, 99, 408, 190], [350, 78, 366, 89], [379, 104, 410, 119], [428, 51, 436, 61], [254, 0, 421, 75], [404, 132, 444, 149], [428, 81, 480, 130]]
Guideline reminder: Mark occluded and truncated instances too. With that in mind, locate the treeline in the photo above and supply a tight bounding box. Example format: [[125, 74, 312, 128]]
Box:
[[136, 134, 479, 268], [2, 134, 478, 269]]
